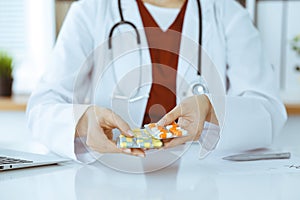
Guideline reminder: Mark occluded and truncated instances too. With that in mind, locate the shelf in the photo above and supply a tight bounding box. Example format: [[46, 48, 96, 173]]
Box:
[[285, 104, 300, 115], [1, 94, 300, 115], [0, 95, 28, 111]]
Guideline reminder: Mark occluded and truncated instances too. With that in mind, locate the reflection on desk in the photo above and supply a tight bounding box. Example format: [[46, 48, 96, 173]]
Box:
[[0, 143, 299, 200], [0, 117, 299, 200]]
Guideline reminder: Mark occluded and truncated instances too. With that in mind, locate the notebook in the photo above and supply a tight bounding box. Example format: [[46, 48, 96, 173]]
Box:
[[0, 148, 70, 171]]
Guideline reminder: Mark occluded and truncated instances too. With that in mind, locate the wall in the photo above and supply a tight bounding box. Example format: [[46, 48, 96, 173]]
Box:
[[256, 0, 300, 103]]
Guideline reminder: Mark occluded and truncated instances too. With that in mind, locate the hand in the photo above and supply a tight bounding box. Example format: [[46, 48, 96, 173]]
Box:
[[76, 106, 145, 157], [157, 95, 218, 148]]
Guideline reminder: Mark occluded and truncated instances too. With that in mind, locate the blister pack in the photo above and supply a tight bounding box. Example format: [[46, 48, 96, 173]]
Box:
[[144, 122, 188, 139], [117, 122, 188, 149], [117, 128, 163, 149]]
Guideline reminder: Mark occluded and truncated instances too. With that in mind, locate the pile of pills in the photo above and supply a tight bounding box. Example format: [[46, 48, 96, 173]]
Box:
[[145, 122, 188, 139], [117, 128, 163, 149], [117, 122, 188, 149]]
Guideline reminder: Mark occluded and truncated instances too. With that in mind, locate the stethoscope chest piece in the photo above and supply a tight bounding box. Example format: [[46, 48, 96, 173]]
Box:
[[192, 83, 209, 95], [190, 76, 209, 96], [181, 76, 209, 98]]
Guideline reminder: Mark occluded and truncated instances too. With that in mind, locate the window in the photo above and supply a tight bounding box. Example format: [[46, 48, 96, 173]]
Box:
[[0, 0, 55, 94]]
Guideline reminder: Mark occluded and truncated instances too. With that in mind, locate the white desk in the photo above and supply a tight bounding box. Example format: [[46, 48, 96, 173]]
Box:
[[0, 117, 299, 200]]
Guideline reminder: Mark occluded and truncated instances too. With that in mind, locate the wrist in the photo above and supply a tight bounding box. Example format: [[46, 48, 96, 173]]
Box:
[[75, 105, 96, 138], [198, 94, 218, 125]]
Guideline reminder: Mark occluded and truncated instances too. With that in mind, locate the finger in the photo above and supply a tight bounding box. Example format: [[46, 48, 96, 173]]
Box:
[[163, 137, 190, 149], [131, 148, 145, 157], [87, 139, 122, 154], [103, 109, 134, 137], [161, 138, 172, 143], [121, 148, 132, 154], [193, 120, 205, 141], [177, 117, 190, 130], [104, 129, 114, 140], [122, 148, 145, 158], [157, 105, 182, 126]]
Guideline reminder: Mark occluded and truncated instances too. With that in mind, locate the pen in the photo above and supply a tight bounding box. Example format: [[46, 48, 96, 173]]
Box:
[[223, 152, 291, 161]]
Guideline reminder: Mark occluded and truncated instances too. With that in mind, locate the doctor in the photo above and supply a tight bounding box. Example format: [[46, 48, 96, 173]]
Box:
[[27, 0, 287, 162]]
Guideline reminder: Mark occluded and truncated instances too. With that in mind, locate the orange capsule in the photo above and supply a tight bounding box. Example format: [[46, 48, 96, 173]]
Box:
[[149, 123, 156, 128], [160, 129, 167, 134], [170, 127, 177, 134], [159, 132, 167, 139], [176, 130, 182, 137], [170, 128, 182, 137], [171, 122, 178, 130]]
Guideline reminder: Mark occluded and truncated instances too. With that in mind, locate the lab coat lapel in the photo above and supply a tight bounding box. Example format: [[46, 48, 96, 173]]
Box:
[[107, 0, 214, 126], [107, 0, 152, 128], [177, 0, 212, 101]]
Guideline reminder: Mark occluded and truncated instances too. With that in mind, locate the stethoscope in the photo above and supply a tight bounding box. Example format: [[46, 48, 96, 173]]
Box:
[[108, 0, 208, 103]]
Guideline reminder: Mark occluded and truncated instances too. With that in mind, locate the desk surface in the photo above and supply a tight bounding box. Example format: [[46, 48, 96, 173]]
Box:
[[0, 117, 300, 200]]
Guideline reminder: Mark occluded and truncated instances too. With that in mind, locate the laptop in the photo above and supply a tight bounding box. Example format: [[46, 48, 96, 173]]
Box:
[[0, 148, 70, 171]]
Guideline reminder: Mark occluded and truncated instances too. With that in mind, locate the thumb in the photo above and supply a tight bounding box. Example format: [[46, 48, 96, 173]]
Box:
[[104, 109, 134, 137], [157, 105, 182, 126]]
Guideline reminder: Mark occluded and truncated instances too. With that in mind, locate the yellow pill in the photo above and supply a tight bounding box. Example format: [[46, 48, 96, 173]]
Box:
[[137, 139, 144, 144], [144, 143, 151, 148], [132, 128, 141, 132], [126, 138, 133, 142], [153, 141, 163, 148], [143, 129, 151, 137], [120, 142, 127, 148]]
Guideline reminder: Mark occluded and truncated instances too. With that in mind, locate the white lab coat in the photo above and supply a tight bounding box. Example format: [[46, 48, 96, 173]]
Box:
[[26, 0, 287, 162]]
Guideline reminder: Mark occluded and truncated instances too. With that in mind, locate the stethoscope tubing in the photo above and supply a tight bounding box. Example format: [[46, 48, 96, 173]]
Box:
[[109, 0, 206, 101], [109, 0, 202, 74]]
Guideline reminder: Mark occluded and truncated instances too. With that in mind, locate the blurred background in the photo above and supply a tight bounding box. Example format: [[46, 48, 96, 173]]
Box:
[[0, 0, 299, 147]]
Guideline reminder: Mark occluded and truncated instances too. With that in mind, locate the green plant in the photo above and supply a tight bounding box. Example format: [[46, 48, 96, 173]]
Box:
[[0, 51, 13, 78], [291, 34, 300, 56]]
